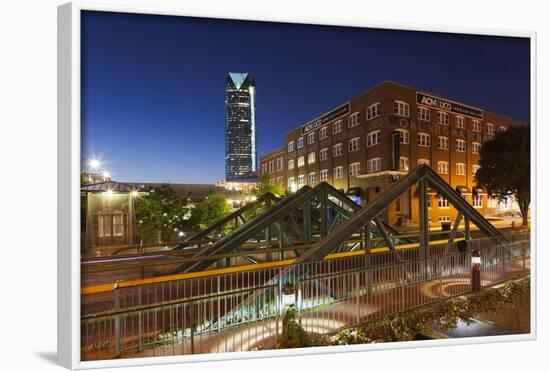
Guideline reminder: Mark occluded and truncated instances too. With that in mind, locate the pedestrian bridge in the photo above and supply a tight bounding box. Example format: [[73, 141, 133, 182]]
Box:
[[80, 165, 529, 360]]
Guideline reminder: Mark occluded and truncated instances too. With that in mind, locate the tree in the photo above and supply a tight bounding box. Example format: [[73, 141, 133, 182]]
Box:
[[190, 193, 232, 230], [255, 173, 284, 198], [475, 125, 530, 226], [135, 184, 193, 242]]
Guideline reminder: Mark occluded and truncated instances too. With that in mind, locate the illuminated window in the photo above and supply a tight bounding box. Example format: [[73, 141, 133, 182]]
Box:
[[297, 175, 305, 188], [288, 177, 295, 190], [308, 172, 316, 184], [456, 116, 465, 129], [348, 137, 360, 152], [287, 159, 295, 170], [438, 161, 449, 174], [334, 166, 343, 179], [473, 195, 483, 208], [287, 141, 294, 152], [348, 112, 360, 128], [308, 152, 316, 164], [349, 162, 361, 176], [399, 157, 409, 172], [472, 120, 481, 132], [396, 129, 409, 144], [319, 126, 328, 140], [333, 120, 343, 134], [367, 158, 382, 173], [297, 156, 305, 167], [418, 106, 430, 121], [319, 148, 328, 161], [456, 162, 466, 176], [456, 139, 466, 152], [438, 112, 449, 125], [472, 164, 481, 177], [307, 132, 316, 145], [438, 136, 449, 150], [438, 196, 450, 208], [297, 137, 304, 149], [472, 142, 481, 155], [487, 123, 495, 136], [367, 130, 381, 147], [320, 169, 328, 182], [418, 158, 430, 166], [333, 143, 343, 157], [418, 132, 430, 147], [367, 102, 381, 120], [394, 100, 409, 117]]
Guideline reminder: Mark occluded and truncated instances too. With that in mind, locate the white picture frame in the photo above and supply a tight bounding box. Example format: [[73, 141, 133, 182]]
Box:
[[58, 1, 537, 369]]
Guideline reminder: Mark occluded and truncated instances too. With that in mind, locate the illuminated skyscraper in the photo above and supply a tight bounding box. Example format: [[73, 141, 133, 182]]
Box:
[[225, 72, 257, 181]]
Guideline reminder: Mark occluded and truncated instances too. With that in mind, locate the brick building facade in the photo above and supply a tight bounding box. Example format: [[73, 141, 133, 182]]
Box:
[[260, 81, 524, 227]]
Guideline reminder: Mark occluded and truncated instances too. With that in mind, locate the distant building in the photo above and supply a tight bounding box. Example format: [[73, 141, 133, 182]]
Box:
[[225, 72, 257, 181], [260, 80, 524, 226]]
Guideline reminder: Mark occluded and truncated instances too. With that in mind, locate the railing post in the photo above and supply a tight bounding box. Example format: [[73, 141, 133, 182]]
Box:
[[471, 250, 481, 292], [355, 271, 360, 324], [113, 282, 121, 357], [138, 286, 143, 352], [418, 179, 429, 280]]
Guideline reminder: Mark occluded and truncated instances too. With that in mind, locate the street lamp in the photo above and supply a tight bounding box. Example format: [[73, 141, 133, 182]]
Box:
[[89, 158, 101, 171]]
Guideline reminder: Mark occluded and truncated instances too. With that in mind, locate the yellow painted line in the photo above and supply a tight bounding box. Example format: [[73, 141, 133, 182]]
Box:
[[81, 237, 465, 295]]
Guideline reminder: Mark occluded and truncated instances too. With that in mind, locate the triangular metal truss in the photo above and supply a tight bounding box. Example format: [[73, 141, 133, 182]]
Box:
[[295, 164, 509, 264]]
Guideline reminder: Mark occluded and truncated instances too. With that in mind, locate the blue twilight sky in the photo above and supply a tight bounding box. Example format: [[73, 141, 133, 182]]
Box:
[[81, 11, 530, 184]]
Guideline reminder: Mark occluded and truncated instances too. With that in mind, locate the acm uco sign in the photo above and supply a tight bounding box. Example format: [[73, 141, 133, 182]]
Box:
[[301, 103, 350, 135], [416, 92, 483, 120]]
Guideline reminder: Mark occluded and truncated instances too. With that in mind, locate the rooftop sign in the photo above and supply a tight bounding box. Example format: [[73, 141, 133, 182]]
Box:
[[301, 103, 350, 135], [416, 92, 483, 119]]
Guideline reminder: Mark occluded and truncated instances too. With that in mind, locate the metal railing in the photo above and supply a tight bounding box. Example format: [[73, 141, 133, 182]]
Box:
[[81, 234, 530, 361]]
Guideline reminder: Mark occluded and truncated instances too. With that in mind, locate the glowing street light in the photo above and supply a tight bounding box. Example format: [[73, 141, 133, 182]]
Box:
[[89, 158, 101, 171], [102, 171, 110, 181]]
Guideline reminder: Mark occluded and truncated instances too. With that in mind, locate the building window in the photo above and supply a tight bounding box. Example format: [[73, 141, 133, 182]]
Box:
[[261, 163, 267, 174], [320, 169, 328, 182], [297, 156, 305, 167], [288, 177, 295, 190], [396, 129, 409, 144], [333, 143, 343, 157], [334, 166, 343, 179], [276, 157, 283, 171], [319, 148, 328, 161], [288, 159, 295, 170], [319, 126, 328, 140], [297, 175, 305, 188], [349, 162, 361, 176], [427, 195, 432, 208], [437, 136, 449, 150], [473, 195, 483, 208], [417, 132, 431, 147], [399, 157, 409, 172], [348, 112, 360, 128], [456, 116, 465, 129], [472, 164, 481, 177], [438, 216, 451, 223], [488, 195, 498, 208], [367, 102, 381, 120], [348, 137, 360, 152], [438, 196, 450, 208], [297, 137, 304, 149], [308, 172, 316, 184], [456, 162, 466, 176], [500, 126, 507, 132], [287, 141, 294, 152], [472, 142, 481, 155], [367, 158, 382, 173], [394, 100, 410, 117], [367, 130, 381, 147], [472, 120, 481, 132], [268, 160, 274, 173], [418, 158, 430, 166], [438, 112, 449, 125], [487, 123, 495, 136], [307, 132, 316, 145], [333, 120, 343, 134], [456, 139, 466, 152], [308, 152, 315, 164], [437, 161, 449, 174], [418, 106, 430, 121]]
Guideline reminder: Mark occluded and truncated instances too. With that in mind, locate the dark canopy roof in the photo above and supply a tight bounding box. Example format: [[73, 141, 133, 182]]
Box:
[[80, 181, 135, 193]]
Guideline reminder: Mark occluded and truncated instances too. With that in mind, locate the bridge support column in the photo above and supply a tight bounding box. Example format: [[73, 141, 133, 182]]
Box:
[[114, 284, 121, 357]]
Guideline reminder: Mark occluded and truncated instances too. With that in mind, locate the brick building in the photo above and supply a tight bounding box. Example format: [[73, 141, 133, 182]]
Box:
[[260, 81, 524, 227]]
